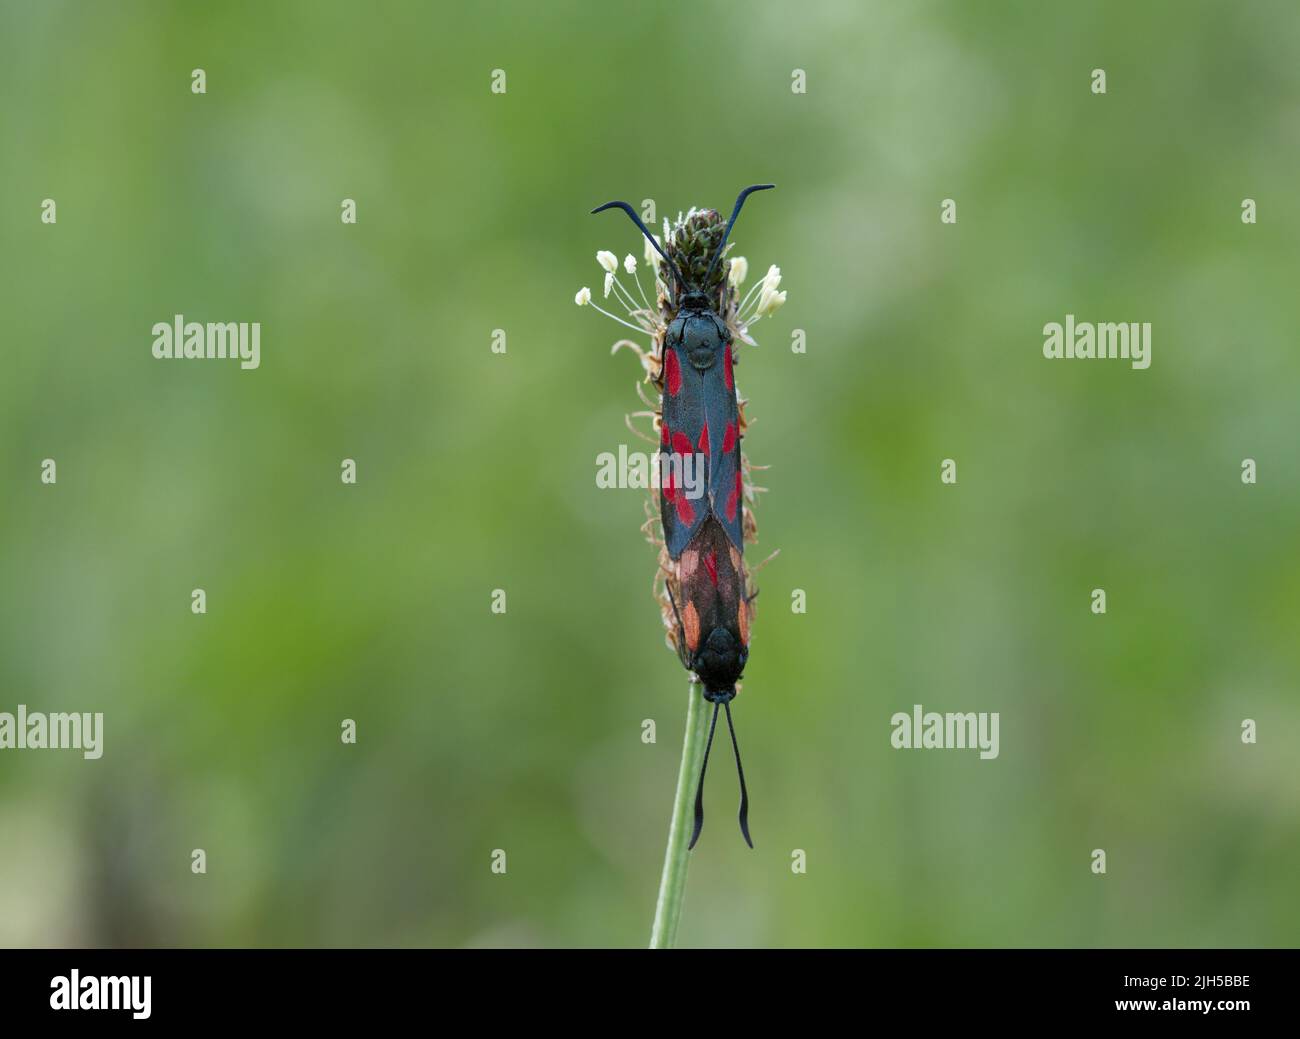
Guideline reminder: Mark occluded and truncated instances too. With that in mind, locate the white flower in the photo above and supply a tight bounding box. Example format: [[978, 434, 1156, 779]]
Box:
[[761, 264, 781, 293], [603, 272, 614, 297], [574, 287, 591, 306], [623, 254, 636, 274], [596, 250, 619, 273], [756, 286, 787, 317], [643, 234, 660, 268], [729, 256, 748, 287]]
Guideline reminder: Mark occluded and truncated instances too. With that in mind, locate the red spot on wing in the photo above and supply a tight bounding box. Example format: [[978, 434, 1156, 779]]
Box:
[[698, 423, 709, 455], [703, 549, 718, 587], [663, 465, 676, 503], [669, 430, 696, 526], [724, 344, 734, 390], [725, 470, 742, 523], [660, 420, 669, 447], [721, 422, 736, 454], [665, 347, 682, 396], [683, 601, 701, 652]]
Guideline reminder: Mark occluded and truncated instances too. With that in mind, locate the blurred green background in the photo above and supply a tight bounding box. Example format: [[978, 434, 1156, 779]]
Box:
[[1, 0, 1297, 948]]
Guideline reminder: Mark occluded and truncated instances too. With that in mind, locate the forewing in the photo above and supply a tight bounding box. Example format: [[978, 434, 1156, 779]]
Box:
[[701, 342, 745, 551], [660, 340, 710, 558]]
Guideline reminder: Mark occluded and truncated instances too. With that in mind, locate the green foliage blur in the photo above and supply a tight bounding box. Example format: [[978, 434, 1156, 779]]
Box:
[[1, 0, 1297, 948]]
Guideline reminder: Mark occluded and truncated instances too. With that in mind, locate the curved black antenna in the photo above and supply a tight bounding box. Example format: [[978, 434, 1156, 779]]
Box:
[[724, 701, 753, 848], [688, 700, 722, 851], [591, 200, 686, 290], [703, 184, 775, 284]]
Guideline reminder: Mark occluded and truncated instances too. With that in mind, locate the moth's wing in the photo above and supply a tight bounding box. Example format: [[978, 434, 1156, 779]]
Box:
[[660, 339, 710, 559], [676, 517, 750, 659], [663, 578, 694, 670], [700, 341, 745, 551]]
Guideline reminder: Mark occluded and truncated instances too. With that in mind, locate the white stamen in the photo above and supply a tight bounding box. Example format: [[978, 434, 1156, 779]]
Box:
[[631, 262, 654, 314], [737, 264, 779, 314], [588, 299, 652, 333], [756, 286, 786, 317], [606, 271, 646, 317]]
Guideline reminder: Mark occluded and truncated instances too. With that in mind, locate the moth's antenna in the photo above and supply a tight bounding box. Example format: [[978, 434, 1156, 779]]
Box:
[[704, 184, 775, 284], [688, 700, 722, 851], [724, 701, 752, 848], [591, 200, 686, 291]]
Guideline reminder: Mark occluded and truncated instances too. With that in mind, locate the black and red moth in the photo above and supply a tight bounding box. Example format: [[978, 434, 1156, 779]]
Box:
[[584, 185, 782, 849]]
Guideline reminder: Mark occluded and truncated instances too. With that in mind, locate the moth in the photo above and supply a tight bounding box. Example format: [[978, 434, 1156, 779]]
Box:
[[585, 186, 784, 848]]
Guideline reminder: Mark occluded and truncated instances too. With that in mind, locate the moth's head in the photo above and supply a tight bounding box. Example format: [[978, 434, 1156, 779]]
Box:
[[677, 288, 715, 312], [694, 627, 747, 700]]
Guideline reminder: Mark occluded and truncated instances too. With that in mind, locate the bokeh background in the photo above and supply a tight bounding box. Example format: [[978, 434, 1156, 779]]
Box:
[[1, 0, 1297, 948]]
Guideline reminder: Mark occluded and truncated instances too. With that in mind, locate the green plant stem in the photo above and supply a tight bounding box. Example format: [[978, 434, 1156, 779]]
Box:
[[649, 682, 708, 948]]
